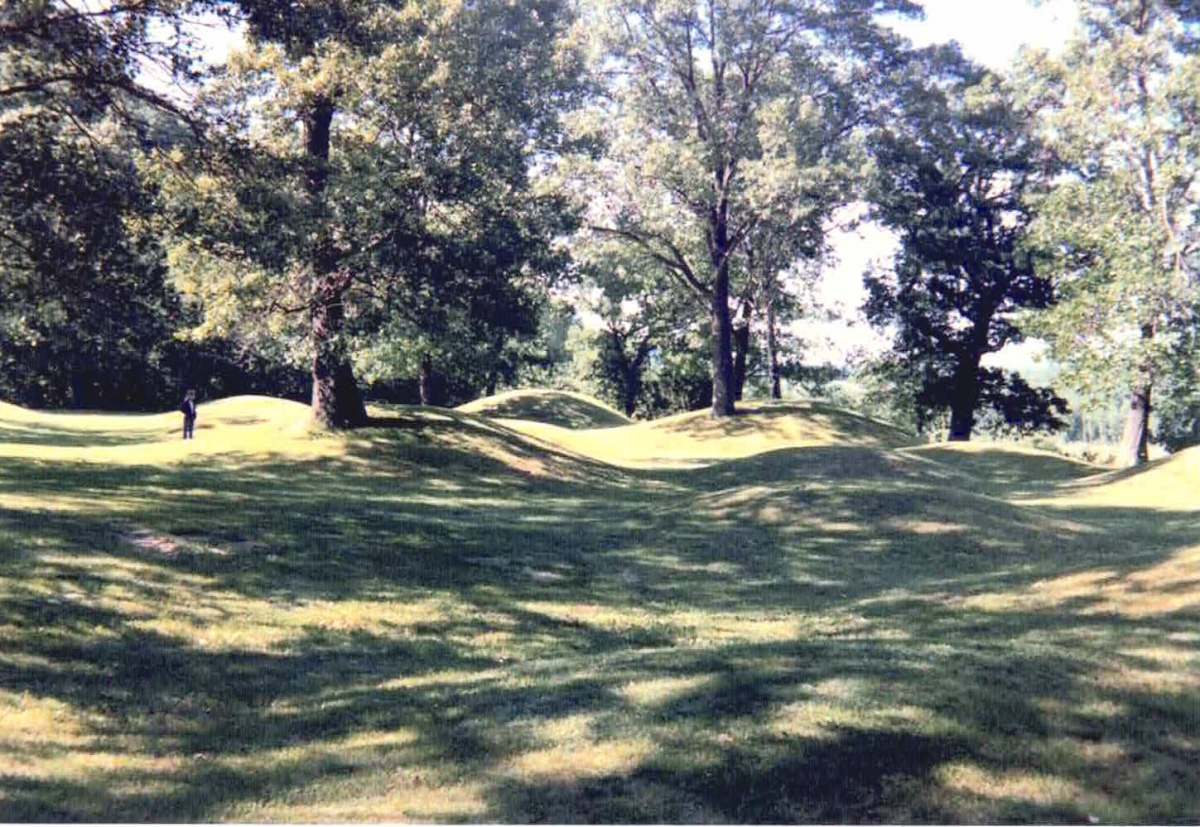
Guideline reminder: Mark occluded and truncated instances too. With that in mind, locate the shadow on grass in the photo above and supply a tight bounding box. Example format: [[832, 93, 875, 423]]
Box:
[[904, 446, 1101, 498], [652, 401, 915, 448], [458, 393, 630, 430], [0, 419, 1198, 820]]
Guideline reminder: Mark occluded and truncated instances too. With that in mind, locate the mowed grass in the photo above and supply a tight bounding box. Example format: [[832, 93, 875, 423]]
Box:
[[1, 392, 1198, 822], [456, 389, 632, 429]]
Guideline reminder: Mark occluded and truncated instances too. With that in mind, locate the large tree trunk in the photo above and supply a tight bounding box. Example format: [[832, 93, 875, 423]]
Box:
[[620, 368, 638, 417], [418, 351, 437, 406], [311, 277, 366, 428], [708, 195, 735, 418], [484, 333, 504, 397], [304, 96, 366, 429], [947, 357, 982, 442], [710, 277, 735, 417], [731, 300, 751, 402], [1117, 384, 1151, 467], [766, 298, 781, 400]]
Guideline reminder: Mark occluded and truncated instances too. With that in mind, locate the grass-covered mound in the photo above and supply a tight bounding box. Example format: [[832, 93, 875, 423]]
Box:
[[1, 396, 1197, 822], [904, 441, 1100, 499], [505, 399, 916, 467], [1040, 444, 1200, 511], [457, 389, 631, 429]]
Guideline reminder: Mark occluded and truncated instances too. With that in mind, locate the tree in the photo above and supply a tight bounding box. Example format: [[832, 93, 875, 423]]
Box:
[[731, 213, 825, 401], [163, 0, 584, 427], [866, 53, 1067, 441], [577, 246, 699, 417], [573, 0, 917, 418], [1021, 0, 1200, 466], [0, 0, 211, 410], [0, 110, 177, 409], [1, 0, 212, 130]]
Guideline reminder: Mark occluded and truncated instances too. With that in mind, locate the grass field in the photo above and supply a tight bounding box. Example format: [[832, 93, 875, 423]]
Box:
[[1, 392, 1198, 822]]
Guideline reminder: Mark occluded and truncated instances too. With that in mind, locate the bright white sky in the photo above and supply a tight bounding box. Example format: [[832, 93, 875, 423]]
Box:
[[808, 0, 1078, 369]]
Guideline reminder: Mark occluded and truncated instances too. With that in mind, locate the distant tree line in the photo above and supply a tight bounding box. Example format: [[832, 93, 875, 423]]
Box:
[[2, 0, 1198, 464]]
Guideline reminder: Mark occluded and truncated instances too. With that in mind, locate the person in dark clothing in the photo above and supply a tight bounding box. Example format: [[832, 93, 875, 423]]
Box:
[[180, 389, 197, 440]]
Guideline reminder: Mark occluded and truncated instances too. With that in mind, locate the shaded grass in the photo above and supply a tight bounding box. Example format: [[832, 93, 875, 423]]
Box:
[[0, 397, 1197, 822], [456, 389, 631, 429]]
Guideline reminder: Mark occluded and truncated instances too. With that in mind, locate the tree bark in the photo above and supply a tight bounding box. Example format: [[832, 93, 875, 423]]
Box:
[[948, 357, 982, 442], [732, 300, 751, 402], [484, 332, 504, 397], [304, 96, 366, 429], [418, 351, 437, 406], [766, 298, 781, 400], [710, 276, 735, 417], [709, 194, 735, 418], [1117, 384, 1152, 467]]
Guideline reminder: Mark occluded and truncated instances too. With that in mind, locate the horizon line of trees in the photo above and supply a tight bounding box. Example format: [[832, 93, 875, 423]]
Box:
[[2, 0, 1198, 466]]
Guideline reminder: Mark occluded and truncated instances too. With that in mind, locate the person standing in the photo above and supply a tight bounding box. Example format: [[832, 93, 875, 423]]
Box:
[[180, 389, 197, 440]]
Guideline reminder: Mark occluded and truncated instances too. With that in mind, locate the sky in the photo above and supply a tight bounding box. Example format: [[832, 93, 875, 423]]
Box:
[[804, 0, 1080, 370]]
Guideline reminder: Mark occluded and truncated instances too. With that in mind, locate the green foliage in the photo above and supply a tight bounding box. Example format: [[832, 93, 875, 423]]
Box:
[[0, 105, 177, 408], [566, 0, 918, 415], [159, 0, 585, 419], [867, 51, 1067, 439], [0, 0, 213, 131], [1020, 0, 1200, 422]]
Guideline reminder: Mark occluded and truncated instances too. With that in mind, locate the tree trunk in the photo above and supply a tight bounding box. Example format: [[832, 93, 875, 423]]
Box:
[[1117, 384, 1151, 467], [732, 300, 751, 402], [311, 288, 366, 428], [708, 196, 735, 418], [948, 358, 982, 442], [621, 370, 638, 417], [766, 298, 781, 400], [304, 96, 366, 429], [419, 351, 436, 406], [710, 278, 735, 417], [70, 366, 84, 410], [484, 333, 503, 397]]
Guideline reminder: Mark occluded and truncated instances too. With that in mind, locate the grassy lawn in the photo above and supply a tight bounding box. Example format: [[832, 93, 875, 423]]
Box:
[[1, 393, 1197, 822]]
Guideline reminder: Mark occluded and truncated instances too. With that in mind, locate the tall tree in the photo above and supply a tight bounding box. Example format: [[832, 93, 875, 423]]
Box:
[[1021, 0, 1200, 466], [0, 110, 178, 409], [0, 1, 214, 410], [573, 0, 917, 418], [867, 53, 1067, 441], [163, 0, 583, 427]]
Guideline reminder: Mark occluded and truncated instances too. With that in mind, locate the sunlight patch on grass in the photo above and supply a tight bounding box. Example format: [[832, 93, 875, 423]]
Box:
[[620, 674, 718, 706], [956, 544, 1200, 618], [506, 713, 653, 781], [1091, 662, 1200, 694], [936, 762, 1090, 809], [231, 782, 489, 822], [1041, 446, 1200, 510], [890, 519, 968, 535]]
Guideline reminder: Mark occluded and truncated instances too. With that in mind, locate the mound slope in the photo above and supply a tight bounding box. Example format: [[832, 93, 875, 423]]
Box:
[[502, 399, 916, 467], [457, 389, 631, 429], [0, 395, 318, 461], [1039, 444, 1200, 510]]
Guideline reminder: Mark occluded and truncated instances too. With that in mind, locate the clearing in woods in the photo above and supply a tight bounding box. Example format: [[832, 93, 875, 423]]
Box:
[[0, 391, 1197, 822]]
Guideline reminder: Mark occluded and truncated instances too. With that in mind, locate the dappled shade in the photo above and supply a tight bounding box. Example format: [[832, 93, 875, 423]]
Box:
[[0, 396, 1197, 821], [457, 390, 632, 430]]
